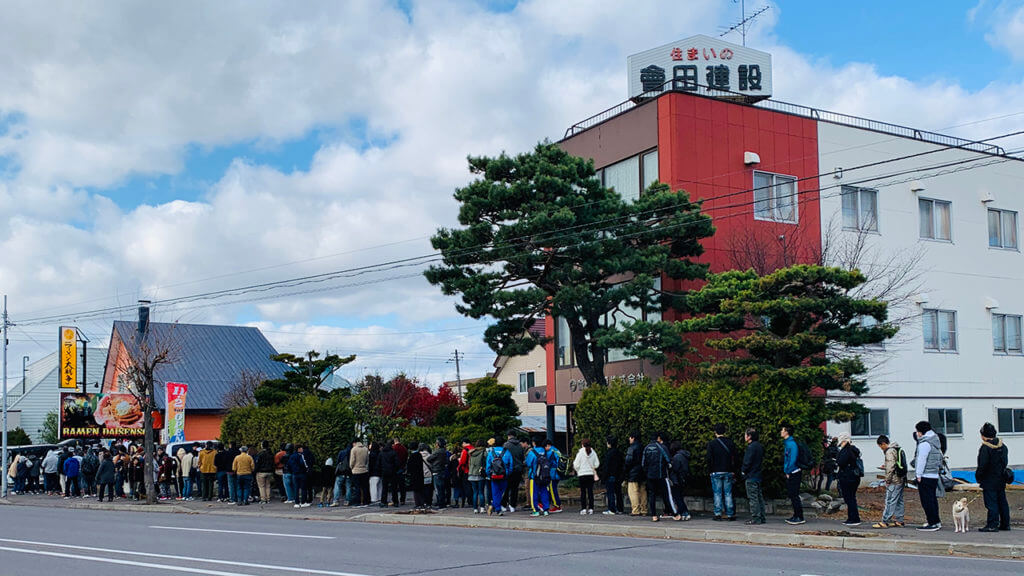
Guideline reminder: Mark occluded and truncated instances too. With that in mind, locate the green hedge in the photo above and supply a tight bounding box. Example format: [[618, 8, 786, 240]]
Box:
[[574, 379, 824, 497], [220, 395, 355, 466]]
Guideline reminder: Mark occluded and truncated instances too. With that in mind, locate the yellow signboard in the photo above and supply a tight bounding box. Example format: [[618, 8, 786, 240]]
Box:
[[59, 326, 78, 390]]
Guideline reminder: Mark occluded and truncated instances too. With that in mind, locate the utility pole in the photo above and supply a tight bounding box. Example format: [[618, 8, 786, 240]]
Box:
[[448, 350, 464, 401], [21, 356, 29, 395], [138, 300, 157, 504], [2, 295, 11, 498]]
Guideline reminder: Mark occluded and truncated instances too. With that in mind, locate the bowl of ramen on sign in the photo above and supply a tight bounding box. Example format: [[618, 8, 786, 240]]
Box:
[[95, 394, 143, 428]]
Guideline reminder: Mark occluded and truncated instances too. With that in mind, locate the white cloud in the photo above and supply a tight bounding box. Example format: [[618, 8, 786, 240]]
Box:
[[984, 1, 1024, 60], [3, 0, 1024, 385]]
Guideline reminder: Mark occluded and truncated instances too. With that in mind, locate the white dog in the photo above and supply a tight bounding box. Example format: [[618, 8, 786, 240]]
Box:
[[952, 497, 970, 533]]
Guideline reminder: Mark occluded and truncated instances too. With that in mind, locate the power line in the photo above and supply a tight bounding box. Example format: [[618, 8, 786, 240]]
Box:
[[12, 129, 1024, 329]]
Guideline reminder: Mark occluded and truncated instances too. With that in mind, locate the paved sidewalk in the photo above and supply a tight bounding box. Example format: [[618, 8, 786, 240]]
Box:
[[3, 493, 1022, 559]]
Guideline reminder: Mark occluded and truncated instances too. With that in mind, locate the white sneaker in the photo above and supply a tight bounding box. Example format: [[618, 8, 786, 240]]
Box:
[[580, 510, 587, 515], [294, 504, 301, 508], [509, 506, 515, 513], [587, 509, 594, 515], [300, 503, 311, 508], [602, 510, 615, 515], [284, 500, 294, 504]]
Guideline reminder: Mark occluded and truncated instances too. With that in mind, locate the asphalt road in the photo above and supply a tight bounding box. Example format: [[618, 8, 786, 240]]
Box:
[[0, 505, 1019, 576]]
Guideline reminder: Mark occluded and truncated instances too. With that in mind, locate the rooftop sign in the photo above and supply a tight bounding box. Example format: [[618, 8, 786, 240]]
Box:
[[627, 35, 772, 102]]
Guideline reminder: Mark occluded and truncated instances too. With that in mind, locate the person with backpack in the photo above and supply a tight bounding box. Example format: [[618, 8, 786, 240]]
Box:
[[81, 448, 99, 497], [911, 421, 943, 531], [62, 450, 81, 498], [572, 438, 600, 515], [544, 440, 564, 512], [976, 422, 1011, 532], [467, 440, 487, 513], [780, 424, 804, 525], [742, 428, 765, 525], [501, 432, 525, 512], [642, 433, 680, 522], [601, 436, 624, 515], [332, 443, 352, 507], [624, 432, 647, 516], [668, 441, 691, 521], [379, 442, 400, 508], [707, 424, 738, 521], [836, 433, 862, 526], [486, 438, 513, 515], [525, 438, 551, 516], [873, 434, 906, 528]]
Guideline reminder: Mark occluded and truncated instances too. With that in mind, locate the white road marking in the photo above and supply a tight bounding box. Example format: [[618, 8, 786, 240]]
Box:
[[0, 537, 370, 576], [0, 545, 256, 576], [150, 525, 335, 539]]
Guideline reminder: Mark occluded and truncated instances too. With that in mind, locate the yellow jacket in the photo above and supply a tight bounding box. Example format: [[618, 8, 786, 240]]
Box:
[[198, 448, 218, 474], [232, 453, 255, 476]]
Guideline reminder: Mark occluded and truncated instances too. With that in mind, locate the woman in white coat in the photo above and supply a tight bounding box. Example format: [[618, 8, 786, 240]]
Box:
[[573, 439, 600, 515]]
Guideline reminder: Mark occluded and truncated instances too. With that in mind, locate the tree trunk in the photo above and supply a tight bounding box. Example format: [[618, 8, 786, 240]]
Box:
[[568, 317, 607, 387], [143, 372, 157, 504]]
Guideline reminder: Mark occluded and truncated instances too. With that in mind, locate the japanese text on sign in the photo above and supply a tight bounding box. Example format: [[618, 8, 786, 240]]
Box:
[[59, 326, 78, 390]]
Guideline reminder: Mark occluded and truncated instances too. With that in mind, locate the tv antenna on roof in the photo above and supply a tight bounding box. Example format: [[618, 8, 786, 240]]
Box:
[[720, 1, 770, 46]]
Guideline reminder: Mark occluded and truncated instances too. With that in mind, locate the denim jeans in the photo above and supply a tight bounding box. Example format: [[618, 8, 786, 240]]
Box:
[[470, 479, 486, 509], [333, 475, 349, 504], [282, 473, 294, 502], [237, 474, 252, 503], [228, 473, 238, 502], [882, 483, 905, 523], [604, 476, 621, 513], [745, 479, 765, 522], [182, 478, 193, 499], [710, 472, 735, 517], [217, 471, 229, 500], [433, 474, 447, 508]]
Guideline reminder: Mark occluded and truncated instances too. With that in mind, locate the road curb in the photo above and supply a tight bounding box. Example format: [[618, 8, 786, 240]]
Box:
[[356, 513, 1022, 559]]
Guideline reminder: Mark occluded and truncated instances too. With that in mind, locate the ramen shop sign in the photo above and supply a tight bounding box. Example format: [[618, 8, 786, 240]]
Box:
[[627, 34, 772, 102]]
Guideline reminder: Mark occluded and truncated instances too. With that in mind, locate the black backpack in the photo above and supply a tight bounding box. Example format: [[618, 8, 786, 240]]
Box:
[[335, 451, 351, 476], [891, 447, 908, 478], [82, 454, 99, 476], [490, 448, 506, 480], [534, 449, 551, 485], [796, 439, 815, 471]]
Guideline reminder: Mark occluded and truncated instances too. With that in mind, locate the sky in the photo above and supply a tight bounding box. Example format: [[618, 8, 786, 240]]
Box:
[[2, 0, 1024, 389]]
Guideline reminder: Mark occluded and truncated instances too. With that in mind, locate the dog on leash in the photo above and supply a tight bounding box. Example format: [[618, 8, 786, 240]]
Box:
[[952, 497, 970, 533]]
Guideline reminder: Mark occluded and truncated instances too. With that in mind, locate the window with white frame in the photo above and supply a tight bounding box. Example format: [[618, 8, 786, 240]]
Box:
[[928, 408, 962, 435], [988, 208, 1018, 249], [851, 408, 889, 437], [604, 277, 662, 363], [997, 408, 1024, 434], [518, 371, 535, 393], [753, 171, 798, 223], [841, 186, 878, 232], [993, 313, 1023, 354], [923, 309, 957, 352], [918, 198, 951, 241]]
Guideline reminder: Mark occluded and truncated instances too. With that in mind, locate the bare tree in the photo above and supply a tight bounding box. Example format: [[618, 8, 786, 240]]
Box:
[[116, 325, 181, 505], [222, 369, 265, 410]]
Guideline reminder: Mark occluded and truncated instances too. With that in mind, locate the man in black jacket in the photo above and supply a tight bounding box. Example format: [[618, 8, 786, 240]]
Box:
[[742, 428, 765, 525], [977, 422, 1011, 532], [642, 433, 680, 522], [624, 432, 648, 516], [427, 438, 449, 509], [706, 423, 738, 521], [214, 443, 233, 502], [254, 441, 276, 504], [601, 436, 624, 515], [501, 431, 525, 512]]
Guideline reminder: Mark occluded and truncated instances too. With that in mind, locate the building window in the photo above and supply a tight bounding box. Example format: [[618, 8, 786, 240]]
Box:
[[604, 277, 662, 364], [841, 186, 878, 232], [556, 316, 573, 368], [922, 309, 957, 352], [858, 315, 885, 349], [851, 408, 889, 437], [993, 314, 1023, 355], [753, 171, 798, 223], [988, 208, 1018, 249], [918, 198, 952, 241], [642, 150, 659, 193], [518, 371, 535, 393], [928, 408, 963, 435], [997, 408, 1024, 434], [603, 156, 641, 203]]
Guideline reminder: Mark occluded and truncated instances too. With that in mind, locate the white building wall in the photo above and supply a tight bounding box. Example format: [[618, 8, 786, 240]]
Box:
[[494, 345, 548, 418], [818, 122, 1024, 471]]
